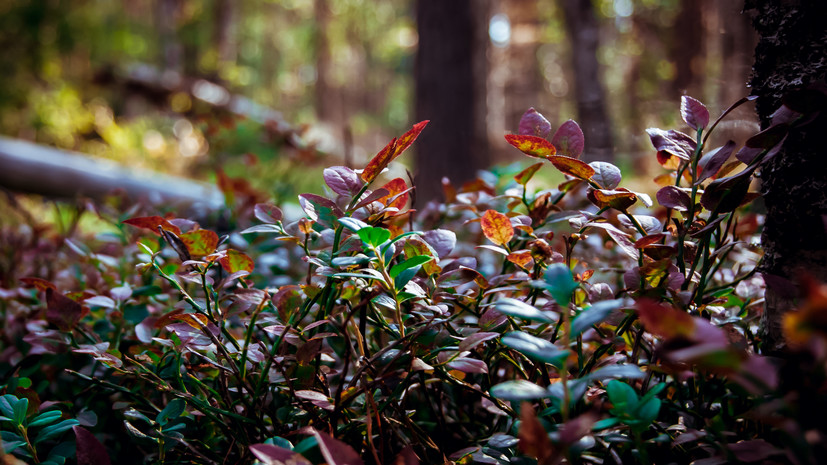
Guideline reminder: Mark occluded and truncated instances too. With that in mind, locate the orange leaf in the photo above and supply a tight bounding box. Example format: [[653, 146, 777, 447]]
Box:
[[548, 155, 595, 180], [180, 230, 219, 257], [636, 299, 695, 340], [219, 249, 254, 274], [504, 134, 556, 159], [123, 216, 181, 236], [361, 121, 429, 184], [379, 178, 410, 210], [514, 162, 544, 186], [587, 188, 638, 212], [507, 250, 534, 269], [481, 210, 514, 246], [20, 277, 56, 291]]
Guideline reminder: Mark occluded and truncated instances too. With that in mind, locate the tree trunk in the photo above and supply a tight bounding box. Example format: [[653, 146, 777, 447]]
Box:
[[562, 0, 614, 162], [502, 0, 544, 135], [213, 0, 236, 67], [746, 0, 827, 352], [669, 0, 706, 99], [414, 0, 490, 203], [157, 0, 183, 73]]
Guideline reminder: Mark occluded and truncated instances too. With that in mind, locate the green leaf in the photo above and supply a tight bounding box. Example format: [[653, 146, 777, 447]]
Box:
[[543, 264, 578, 307], [389, 255, 433, 279], [501, 332, 569, 369], [34, 419, 79, 444], [394, 266, 421, 291], [494, 297, 556, 323], [606, 380, 638, 415], [357, 227, 391, 248], [156, 399, 185, 426], [28, 410, 64, 428], [571, 299, 625, 336], [0, 394, 18, 421], [633, 397, 661, 426], [12, 397, 28, 425], [490, 380, 551, 401]]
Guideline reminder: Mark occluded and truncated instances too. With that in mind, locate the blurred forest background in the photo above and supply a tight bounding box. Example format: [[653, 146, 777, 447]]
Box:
[[0, 0, 758, 203]]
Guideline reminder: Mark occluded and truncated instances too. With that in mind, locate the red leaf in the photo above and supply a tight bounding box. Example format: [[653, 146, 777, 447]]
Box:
[[481, 210, 514, 246], [361, 121, 429, 184], [219, 250, 254, 275], [548, 155, 595, 180], [446, 357, 488, 374], [46, 288, 84, 331], [74, 426, 112, 465], [379, 178, 410, 210], [20, 277, 56, 292], [696, 141, 736, 184], [504, 134, 556, 159], [680, 96, 709, 130], [656, 186, 691, 212], [587, 188, 638, 212], [122, 216, 181, 236], [518, 404, 555, 463], [312, 429, 365, 465], [551, 119, 585, 158], [179, 230, 219, 257], [507, 250, 534, 269], [636, 299, 695, 340], [518, 108, 552, 138]]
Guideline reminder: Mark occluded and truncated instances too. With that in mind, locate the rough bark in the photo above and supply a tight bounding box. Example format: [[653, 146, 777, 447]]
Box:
[[414, 0, 490, 203], [562, 0, 614, 162], [746, 0, 827, 352]]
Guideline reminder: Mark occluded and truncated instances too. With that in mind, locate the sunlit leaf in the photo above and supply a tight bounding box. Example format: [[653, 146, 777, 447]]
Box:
[[501, 331, 568, 369], [494, 297, 556, 323], [324, 166, 363, 196], [490, 380, 551, 401], [588, 188, 637, 212], [254, 203, 283, 223], [219, 250, 254, 275], [548, 155, 595, 180], [656, 186, 691, 211], [589, 161, 622, 189], [122, 216, 181, 236], [361, 121, 429, 184], [544, 263, 578, 307], [514, 162, 544, 186], [481, 210, 514, 246], [379, 177, 409, 210], [504, 134, 556, 159], [180, 230, 219, 257]]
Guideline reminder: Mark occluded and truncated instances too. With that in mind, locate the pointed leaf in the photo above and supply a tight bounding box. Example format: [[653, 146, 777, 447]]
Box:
[[361, 121, 428, 184], [122, 216, 181, 236], [548, 155, 595, 180], [324, 166, 363, 196], [494, 297, 556, 323], [490, 380, 550, 401], [501, 331, 568, 368], [504, 134, 556, 159], [519, 107, 552, 138], [379, 178, 409, 210], [551, 119, 585, 158], [696, 141, 736, 183], [446, 357, 488, 374], [646, 128, 695, 169], [700, 170, 752, 213], [459, 332, 500, 352], [571, 299, 625, 336], [588, 188, 637, 212], [390, 255, 433, 279], [514, 162, 544, 186], [352, 188, 390, 211], [481, 210, 514, 246], [589, 161, 622, 189], [681, 96, 709, 130]]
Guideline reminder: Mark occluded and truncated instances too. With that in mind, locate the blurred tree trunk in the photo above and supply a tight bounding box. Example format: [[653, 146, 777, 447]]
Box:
[[562, 0, 613, 162], [414, 0, 490, 203], [502, 0, 543, 133], [746, 0, 827, 352], [313, 0, 334, 120], [669, 0, 705, 99], [157, 0, 183, 73], [718, 0, 756, 107], [213, 0, 236, 67]]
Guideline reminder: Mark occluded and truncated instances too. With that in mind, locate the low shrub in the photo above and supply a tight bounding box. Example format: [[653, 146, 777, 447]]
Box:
[[2, 95, 825, 464]]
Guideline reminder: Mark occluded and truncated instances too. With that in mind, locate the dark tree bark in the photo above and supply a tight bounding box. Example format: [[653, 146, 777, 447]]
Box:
[[746, 0, 827, 352], [414, 0, 490, 202], [502, 0, 544, 134], [313, 0, 334, 121], [562, 0, 614, 162], [669, 0, 706, 99]]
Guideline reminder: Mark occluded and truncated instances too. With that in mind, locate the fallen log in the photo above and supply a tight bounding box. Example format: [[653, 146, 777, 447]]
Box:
[[0, 136, 224, 219]]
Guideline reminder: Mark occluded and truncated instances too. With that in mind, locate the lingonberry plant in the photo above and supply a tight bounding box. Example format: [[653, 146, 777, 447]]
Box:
[[2, 93, 826, 464]]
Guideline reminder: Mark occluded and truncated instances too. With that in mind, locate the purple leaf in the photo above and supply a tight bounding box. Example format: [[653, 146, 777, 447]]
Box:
[[728, 439, 781, 463], [589, 161, 622, 189], [646, 128, 696, 162], [696, 141, 736, 184], [680, 96, 709, 130], [74, 426, 112, 465], [313, 429, 365, 465], [423, 229, 457, 258], [352, 188, 390, 211], [459, 332, 500, 352], [46, 288, 83, 332], [324, 166, 364, 196], [551, 120, 585, 158], [254, 203, 283, 223], [518, 108, 552, 138], [250, 444, 312, 465], [447, 357, 489, 374], [656, 186, 691, 212], [298, 194, 343, 222]]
